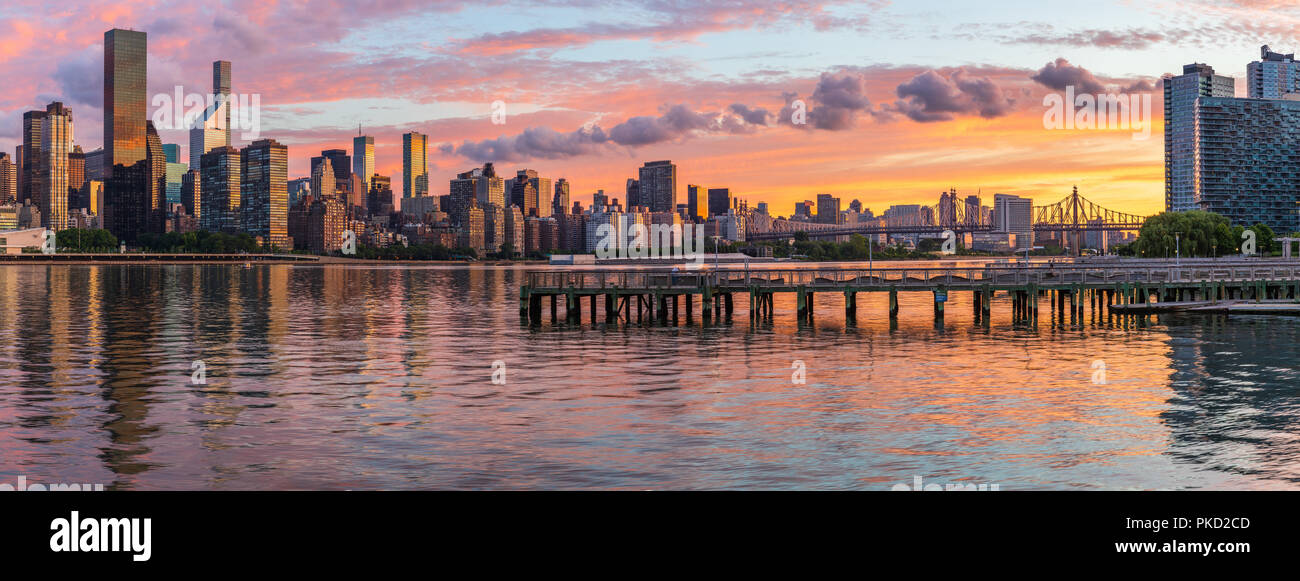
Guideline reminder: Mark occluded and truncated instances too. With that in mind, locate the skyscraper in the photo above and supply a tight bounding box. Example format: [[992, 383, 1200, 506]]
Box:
[[200, 146, 241, 234], [214, 61, 232, 146], [476, 162, 504, 209], [190, 61, 231, 170], [816, 193, 841, 225], [241, 139, 290, 248], [686, 184, 706, 221], [553, 178, 570, 216], [994, 193, 1033, 250], [21, 109, 45, 206], [311, 158, 336, 202], [39, 102, 74, 231], [0, 153, 14, 203], [104, 29, 147, 176], [353, 134, 374, 194], [1248, 45, 1300, 99], [638, 160, 677, 213], [707, 187, 731, 218], [403, 132, 428, 198], [1164, 63, 1235, 212], [1188, 96, 1300, 234]]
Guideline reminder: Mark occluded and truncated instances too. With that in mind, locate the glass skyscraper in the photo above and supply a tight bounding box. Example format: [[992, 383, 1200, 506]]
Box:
[[1163, 63, 1234, 212], [103, 29, 147, 175], [403, 132, 428, 198]]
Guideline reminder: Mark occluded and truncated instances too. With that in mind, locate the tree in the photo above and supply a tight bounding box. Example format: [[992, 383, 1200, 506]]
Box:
[[1131, 211, 1234, 258]]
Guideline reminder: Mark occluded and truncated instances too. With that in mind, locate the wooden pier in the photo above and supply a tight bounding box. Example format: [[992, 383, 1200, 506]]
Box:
[[519, 262, 1300, 326]]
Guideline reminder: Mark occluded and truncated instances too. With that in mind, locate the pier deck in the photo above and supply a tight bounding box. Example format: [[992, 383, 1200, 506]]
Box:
[[520, 261, 1300, 325]]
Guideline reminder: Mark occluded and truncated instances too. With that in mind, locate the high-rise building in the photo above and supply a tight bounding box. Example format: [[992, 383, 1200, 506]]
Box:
[[104, 28, 147, 177], [162, 143, 180, 164], [0, 153, 14, 203], [816, 193, 841, 225], [368, 174, 393, 216], [450, 168, 480, 226], [638, 160, 677, 213], [964, 195, 982, 226], [311, 149, 351, 185], [707, 187, 731, 218], [200, 145, 241, 234], [476, 162, 504, 209], [625, 178, 640, 210], [403, 132, 428, 198], [214, 61, 232, 146], [241, 139, 290, 248], [306, 197, 346, 254], [686, 184, 706, 221], [69, 146, 86, 207], [288, 177, 311, 207], [145, 121, 167, 233], [38, 102, 74, 230], [1190, 96, 1300, 233], [165, 159, 186, 206], [993, 193, 1033, 250], [311, 158, 336, 201], [553, 178, 570, 216], [1164, 63, 1235, 212], [511, 170, 535, 215], [84, 148, 105, 182], [20, 110, 45, 206], [1248, 45, 1300, 99], [353, 135, 374, 194], [182, 169, 200, 219]]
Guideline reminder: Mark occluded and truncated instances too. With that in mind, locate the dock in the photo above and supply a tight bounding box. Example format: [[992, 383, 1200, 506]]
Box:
[[519, 262, 1300, 326]]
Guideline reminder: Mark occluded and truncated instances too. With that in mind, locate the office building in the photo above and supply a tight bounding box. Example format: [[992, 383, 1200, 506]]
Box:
[[553, 178, 570, 216], [182, 170, 200, 220], [476, 162, 505, 209], [707, 187, 731, 218], [403, 132, 428, 198], [686, 184, 706, 221], [311, 158, 336, 201], [38, 102, 74, 230], [638, 160, 676, 212], [0, 153, 14, 203], [993, 193, 1033, 250], [353, 134, 374, 194], [214, 61, 232, 146], [104, 29, 147, 175], [200, 145, 241, 234], [241, 139, 290, 248], [816, 193, 841, 225]]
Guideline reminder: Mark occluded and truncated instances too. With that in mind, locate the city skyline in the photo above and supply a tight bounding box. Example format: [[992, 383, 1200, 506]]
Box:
[[6, 1, 1300, 217]]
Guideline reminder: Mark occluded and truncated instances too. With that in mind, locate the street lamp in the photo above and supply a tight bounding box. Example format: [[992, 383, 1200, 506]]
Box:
[[1174, 231, 1181, 266]]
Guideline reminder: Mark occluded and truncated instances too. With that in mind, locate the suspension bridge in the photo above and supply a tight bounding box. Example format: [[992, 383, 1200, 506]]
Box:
[[745, 187, 1147, 247]]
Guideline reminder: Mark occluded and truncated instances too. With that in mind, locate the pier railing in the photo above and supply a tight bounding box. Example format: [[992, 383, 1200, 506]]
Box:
[[526, 264, 1300, 292]]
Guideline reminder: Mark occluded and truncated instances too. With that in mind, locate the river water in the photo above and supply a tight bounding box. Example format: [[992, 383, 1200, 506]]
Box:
[[0, 262, 1296, 490]]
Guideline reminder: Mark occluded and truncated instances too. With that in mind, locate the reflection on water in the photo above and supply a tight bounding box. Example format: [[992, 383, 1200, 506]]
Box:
[[0, 263, 1296, 490]]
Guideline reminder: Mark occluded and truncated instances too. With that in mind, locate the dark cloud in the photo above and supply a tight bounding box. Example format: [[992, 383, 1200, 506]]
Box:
[[886, 69, 1014, 122], [728, 103, 771, 125], [778, 73, 874, 130], [445, 102, 770, 162], [1031, 58, 1106, 94]]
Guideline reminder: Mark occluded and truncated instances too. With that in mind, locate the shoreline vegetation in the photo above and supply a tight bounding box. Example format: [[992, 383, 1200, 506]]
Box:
[[12, 211, 1300, 265]]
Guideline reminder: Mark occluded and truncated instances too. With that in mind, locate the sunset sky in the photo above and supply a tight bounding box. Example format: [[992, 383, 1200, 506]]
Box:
[[0, 0, 1295, 217]]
